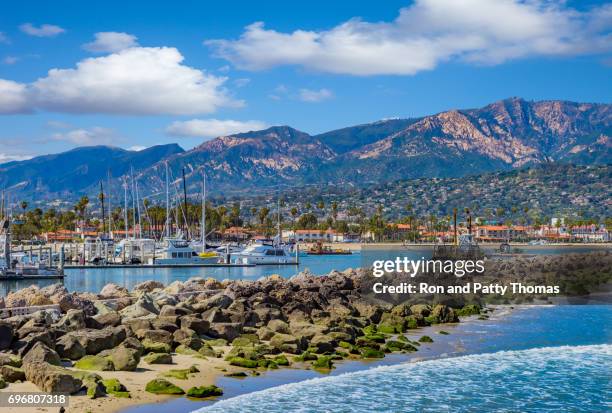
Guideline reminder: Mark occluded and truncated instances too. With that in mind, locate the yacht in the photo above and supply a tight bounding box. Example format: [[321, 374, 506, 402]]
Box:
[[114, 238, 156, 264], [153, 238, 219, 265], [232, 239, 296, 265]]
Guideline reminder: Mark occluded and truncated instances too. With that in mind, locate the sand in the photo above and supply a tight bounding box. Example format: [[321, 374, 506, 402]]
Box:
[[0, 348, 248, 413]]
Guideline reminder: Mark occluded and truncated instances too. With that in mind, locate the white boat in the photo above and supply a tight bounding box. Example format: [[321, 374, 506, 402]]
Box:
[[152, 238, 218, 265], [114, 238, 156, 264], [232, 239, 296, 265]]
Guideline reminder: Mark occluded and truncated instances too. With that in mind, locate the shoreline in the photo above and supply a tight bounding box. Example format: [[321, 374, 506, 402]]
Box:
[[120, 308, 514, 413]]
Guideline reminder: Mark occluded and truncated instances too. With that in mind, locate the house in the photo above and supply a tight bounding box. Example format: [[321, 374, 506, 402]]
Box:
[[283, 229, 345, 242], [571, 225, 610, 242], [475, 225, 528, 242]]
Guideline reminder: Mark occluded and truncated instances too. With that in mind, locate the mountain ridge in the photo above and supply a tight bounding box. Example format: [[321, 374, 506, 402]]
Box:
[[2, 97, 610, 204]]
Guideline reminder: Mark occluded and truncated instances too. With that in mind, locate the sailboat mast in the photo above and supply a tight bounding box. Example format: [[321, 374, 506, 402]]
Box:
[[277, 198, 281, 243], [99, 181, 105, 235], [131, 167, 136, 239], [182, 168, 188, 238], [201, 172, 206, 247], [123, 177, 128, 239], [165, 161, 170, 239], [135, 180, 142, 238], [107, 170, 112, 236]]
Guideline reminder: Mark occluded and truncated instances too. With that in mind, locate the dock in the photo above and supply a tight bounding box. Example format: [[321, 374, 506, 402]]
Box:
[[64, 263, 257, 269]]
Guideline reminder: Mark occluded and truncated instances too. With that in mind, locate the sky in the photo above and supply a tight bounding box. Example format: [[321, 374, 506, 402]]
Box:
[[0, 0, 611, 162]]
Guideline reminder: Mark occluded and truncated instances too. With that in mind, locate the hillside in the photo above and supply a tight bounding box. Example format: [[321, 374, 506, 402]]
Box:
[[2, 97, 610, 204]]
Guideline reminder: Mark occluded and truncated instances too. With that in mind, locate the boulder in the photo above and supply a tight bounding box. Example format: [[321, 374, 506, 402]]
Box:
[[160, 305, 191, 317], [53, 309, 86, 332], [90, 311, 122, 328], [66, 327, 126, 355], [99, 283, 130, 299], [22, 342, 61, 366], [192, 293, 232, 313], [180, 316, 209, 335], [173, 328, 198, 344], [267, 319, 290, 334], [55, 334, 86, 360], [269, 333, 302, 354], [202, 308, 231, 323], [119, 293, 159, 320], [0, 365, 25, 382], [309, 334, 337, 354], [143, 352, 173, 364], [0, 353, 21, 367], [0, 322, 13, 350], [123, 318, 153, 334], [133, 280, 164, 292], [136, 329, 173, 346], [145, 378, 184, 395], [209, 323, 242, 341], [428, 304, 459, 324], [23, 361, 83, 393], [13, 331, 54, 357], [152, 318, 179, 333], [163, 281, 185, 295], [74, 355, 114, 371], [410, 304, 432, 318], [119, 337, 144, 356], [109, 346, 140, 371]]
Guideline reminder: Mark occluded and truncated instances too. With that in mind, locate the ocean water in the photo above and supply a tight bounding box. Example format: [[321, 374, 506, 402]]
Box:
[[1, 245, 605, 296], [190, 305, 611, 413], [198, 345, 611, 413]]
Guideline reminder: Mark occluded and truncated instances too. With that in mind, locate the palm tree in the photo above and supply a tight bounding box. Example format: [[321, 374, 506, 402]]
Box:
[[20, 201, 28, 217]]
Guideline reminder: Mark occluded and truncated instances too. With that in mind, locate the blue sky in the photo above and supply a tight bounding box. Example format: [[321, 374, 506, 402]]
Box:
[[0, 0, 610, 161]]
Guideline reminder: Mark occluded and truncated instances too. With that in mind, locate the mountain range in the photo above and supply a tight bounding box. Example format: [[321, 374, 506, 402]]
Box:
[[1, 97, 610, 205]]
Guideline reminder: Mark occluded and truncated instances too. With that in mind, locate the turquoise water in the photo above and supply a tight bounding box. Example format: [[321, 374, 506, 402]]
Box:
[[123, 305, 611, 413], [200, 344, 611, 413]]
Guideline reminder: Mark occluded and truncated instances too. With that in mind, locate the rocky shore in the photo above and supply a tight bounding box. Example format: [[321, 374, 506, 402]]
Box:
[[0, 250, 609, 413], [0, 268, 480, 413]]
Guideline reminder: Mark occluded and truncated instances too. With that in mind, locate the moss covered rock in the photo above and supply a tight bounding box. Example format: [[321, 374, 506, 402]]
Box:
[[456, 304, 481, 317], [186, 385, 223, 398], [143, 352, 172, 364], [161, 365, 199, 380], [227, 357, 258, 368], [418, 335, 434, 343], [145, 378, 184, 395], [74, 355, 114, 371], [359, 347, 385, 358], [312, 355, 334, 370], [0, 376, 6, 389], [0, 365, 25, 382], [102, 378, 130, 398], [141, 339, 171, 354]]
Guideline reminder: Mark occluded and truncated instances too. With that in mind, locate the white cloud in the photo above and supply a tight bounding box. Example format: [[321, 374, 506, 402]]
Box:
[[165, 119, 268, 139], [2, 56, 18, 65], [19, 23, 65, 37], [128, 145, 146, 151], [206, 0, 612, 76], [0, 32, 9, 44], [298, 88, 333, 102], [233, 78, 250, 87], [0, 79, 30, 113], [0, 153, 32, 163], [83, 32, 139, 53], [0, 47, 241, 115], [50, 126, 116, 145]]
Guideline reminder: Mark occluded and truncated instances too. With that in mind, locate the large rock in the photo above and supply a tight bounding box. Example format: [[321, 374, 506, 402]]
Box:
[[56, 335, 86, 360], [5, 286, 52, 307], [74, 355, 114, 371], [109, 346, 140, 371], [123, 318, 153, 334], [136, 329, 173, 346], [90, 311, 121, 328], [53, 309, 86, 332], [0, 322, 13, 350], [267, 319, 290, 334], [23, 342, 61, 366], [13, 331, 54, 357], [152, 317, 179, 333], [120, 293, 159, 319], [0, 365, 25, 382], [209, 322, 242, 341], [309, 334, 337, 354], [23, 361, 83, 393], [160, 305, 191, 317], [429, 304, 459, 324], [269, 333, 303, 354], [133, 280, 164, 292], [180, 316, 209, 335], [67, 326, 126, 355], [192, 293, 232, 313], [99, 283, 130, 299]]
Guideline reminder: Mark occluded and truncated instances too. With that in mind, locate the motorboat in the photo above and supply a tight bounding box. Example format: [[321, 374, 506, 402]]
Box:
[[231, 239, 296, 265], [114, 238, 156, 264], [152, 238, 219, 265]]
